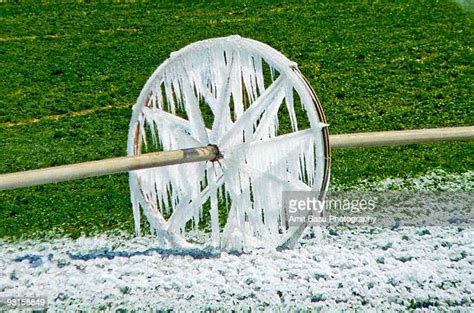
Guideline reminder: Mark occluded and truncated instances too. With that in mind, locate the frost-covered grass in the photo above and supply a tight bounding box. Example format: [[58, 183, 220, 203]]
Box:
[[1, 226, 472, 310], [334, 169, 474, 191], [0, 0, 473, 239]]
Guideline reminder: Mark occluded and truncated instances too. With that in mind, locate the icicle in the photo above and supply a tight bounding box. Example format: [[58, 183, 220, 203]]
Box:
[[285, 81, 298, 131], [270, 65, 276, 82], [163, 74, 176, 114], [231, 54, 244, 120], [219, 76, 286, 148], [253, 56, 265, 95]]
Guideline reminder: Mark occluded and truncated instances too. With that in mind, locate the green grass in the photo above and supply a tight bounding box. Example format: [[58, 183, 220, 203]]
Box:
[[0, 0, 472, 240]]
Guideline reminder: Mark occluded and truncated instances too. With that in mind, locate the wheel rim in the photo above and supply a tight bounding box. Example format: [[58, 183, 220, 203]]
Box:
[[128, 35, 330, 250]]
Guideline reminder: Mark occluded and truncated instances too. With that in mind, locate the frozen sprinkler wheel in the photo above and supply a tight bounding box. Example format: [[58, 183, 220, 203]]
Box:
[[128, 35, 330, 251]]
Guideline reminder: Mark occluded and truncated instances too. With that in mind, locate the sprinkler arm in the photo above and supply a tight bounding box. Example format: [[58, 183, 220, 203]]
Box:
[[0, 126, 472, 191], [330, 126, 473, 148], [0, 145, 220, 191]]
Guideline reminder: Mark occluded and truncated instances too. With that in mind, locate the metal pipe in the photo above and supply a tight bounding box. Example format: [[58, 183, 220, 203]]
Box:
[[0, 145, 219, 191], [0, 126, 472, 191], [330, 126, 474, 148]]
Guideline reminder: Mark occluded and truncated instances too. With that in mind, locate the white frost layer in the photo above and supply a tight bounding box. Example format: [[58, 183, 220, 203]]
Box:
[[1, 170, 471, 310], [335, 170, 473, 192], [0, 226, 472, 310]]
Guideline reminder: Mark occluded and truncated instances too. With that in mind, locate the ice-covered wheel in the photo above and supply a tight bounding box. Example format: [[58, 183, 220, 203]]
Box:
[[128, 35, 330, 251]]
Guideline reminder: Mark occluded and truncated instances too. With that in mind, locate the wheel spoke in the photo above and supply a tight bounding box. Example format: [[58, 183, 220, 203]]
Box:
[[226, 126, 325, 154], [250, 92, 283, 141], [132, 182, 191, 247], [235, 160, 316, 245], [210, 52, 236, 143], [177, 62, 210, 145], [226, 158, 311, 192], [222, 158, 311, 245], [144, 107, 210, 147], [218, 76, 286, 148], [165, 172, 225, 233]]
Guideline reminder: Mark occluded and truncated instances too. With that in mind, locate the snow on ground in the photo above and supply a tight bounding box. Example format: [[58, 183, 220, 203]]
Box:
[[0, 171, 472, 310]]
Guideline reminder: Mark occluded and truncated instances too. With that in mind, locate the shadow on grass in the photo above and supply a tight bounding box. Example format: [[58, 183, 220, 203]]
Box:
[[14, 246, 221, 269]]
